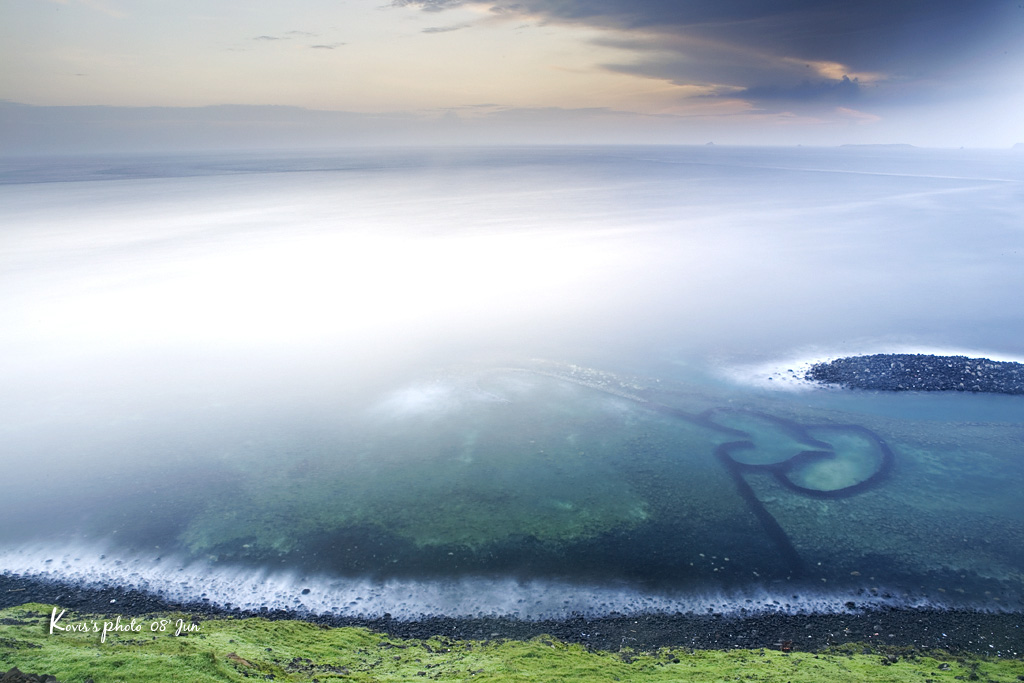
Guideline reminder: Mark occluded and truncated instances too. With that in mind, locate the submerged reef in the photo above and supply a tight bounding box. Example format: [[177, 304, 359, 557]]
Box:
[[805, 354, 1024, 394]]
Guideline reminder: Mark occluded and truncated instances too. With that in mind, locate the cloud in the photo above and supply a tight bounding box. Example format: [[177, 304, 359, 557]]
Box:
[[46, 0, 126, 19], [392, 0, 464, 13], [737, 75, 862, 103], [835, 107, 882, 124], [252, 30, 342, 49], [422, 24, 468, 33], [473, 0, 1012, 68], [395, 0, 1020, 111]]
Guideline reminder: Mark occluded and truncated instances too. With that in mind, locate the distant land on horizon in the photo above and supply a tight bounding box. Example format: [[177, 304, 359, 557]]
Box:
[[2, 100, 1021, 155], [839, 143, 917, 149]]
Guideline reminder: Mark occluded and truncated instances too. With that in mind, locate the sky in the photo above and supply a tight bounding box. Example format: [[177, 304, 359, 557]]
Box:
[[1, 0, 1023, 149]]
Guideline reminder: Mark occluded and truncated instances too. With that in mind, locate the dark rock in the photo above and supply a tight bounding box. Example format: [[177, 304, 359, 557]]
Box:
[[2, 574, 1023, 656], [1, 668, 61, 683], [805, 354, 1024, 395]]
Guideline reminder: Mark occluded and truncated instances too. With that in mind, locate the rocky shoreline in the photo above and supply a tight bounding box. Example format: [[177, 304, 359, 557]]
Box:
[[2, 574, 1021, 657], [805, 354, 1024, 394]]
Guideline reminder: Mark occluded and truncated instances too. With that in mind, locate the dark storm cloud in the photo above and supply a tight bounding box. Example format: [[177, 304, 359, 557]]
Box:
[[398, 0, 1021, 105], [737, 75, 862, 103], [485, 0, 1013, 68]]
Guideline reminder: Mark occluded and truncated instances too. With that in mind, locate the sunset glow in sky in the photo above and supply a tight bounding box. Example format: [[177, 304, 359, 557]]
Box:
[[2, 0, 1022, 148]]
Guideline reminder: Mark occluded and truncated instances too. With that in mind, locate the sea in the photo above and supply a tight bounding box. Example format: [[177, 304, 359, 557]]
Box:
[[1, 145, 1022, 620]]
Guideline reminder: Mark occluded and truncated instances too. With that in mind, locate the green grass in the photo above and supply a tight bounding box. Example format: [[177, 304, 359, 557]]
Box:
[[1, 603, 1022, 682]]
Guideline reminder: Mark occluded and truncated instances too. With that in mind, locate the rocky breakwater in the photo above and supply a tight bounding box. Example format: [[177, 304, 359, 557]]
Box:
[[805, 354, 1024, 395]]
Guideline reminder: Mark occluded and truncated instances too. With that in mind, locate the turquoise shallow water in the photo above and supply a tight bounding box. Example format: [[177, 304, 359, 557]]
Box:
[[2, 360, 1020, 616], [0, 146, 1021, 617]]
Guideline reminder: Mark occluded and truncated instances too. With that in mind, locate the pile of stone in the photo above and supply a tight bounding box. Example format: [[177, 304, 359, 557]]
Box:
[[1, 668, 78, 683], [805, 354, 1024, 394]]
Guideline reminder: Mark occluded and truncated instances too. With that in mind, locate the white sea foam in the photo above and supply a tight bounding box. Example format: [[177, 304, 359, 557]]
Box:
[[2, 542, 1012, 619], [373, 383, 462, 418]]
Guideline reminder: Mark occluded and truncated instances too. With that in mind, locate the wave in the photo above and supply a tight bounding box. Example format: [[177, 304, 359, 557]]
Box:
[[2, 542, 1017, 620]]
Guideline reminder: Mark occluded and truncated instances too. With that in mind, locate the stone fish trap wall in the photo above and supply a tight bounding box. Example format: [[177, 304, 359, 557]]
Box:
[[646, 404, 893, 578], [538, 364, 895, 579]]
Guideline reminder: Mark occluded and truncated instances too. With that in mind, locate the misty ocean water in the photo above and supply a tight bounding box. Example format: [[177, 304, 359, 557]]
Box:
[[1, 146, 1022, 619]]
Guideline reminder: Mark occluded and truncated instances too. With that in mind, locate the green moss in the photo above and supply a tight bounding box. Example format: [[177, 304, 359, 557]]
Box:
[[2, 604, 1021, 682]]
